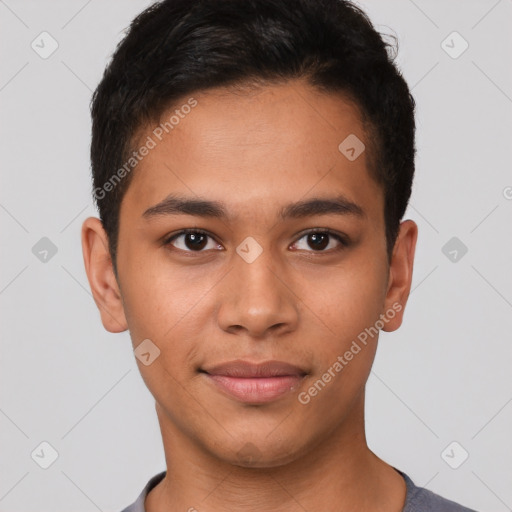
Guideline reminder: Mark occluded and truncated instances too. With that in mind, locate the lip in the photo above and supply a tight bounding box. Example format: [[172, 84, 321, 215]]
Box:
[[201, 360, 307, 404]]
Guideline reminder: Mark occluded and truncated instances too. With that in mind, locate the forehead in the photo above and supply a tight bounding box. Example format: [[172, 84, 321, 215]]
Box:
[[121, 80, 383, 226]]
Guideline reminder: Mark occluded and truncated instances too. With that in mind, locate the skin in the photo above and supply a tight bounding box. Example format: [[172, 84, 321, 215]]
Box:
[[82, 79, 418, 511]]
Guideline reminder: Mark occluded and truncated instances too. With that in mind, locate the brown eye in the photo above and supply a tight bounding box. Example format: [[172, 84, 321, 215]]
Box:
[[307, 233, 329, 251], [165, 229, 220, 252], [292, 230, 347, 252]]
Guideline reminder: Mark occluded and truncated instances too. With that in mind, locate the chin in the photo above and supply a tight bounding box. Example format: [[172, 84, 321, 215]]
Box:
[[213, 435, 307, 469]]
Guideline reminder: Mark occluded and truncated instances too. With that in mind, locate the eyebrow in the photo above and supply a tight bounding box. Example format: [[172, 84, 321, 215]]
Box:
[[142, 193, 366, 221]]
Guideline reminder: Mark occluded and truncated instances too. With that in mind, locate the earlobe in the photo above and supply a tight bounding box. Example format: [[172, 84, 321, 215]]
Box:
[[382, 219, 418, 332], [81, 217, 128, 333]]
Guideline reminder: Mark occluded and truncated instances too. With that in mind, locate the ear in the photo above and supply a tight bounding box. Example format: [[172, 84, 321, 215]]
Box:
[[381, 219, 418, 332], [81, 217, 128, 333]]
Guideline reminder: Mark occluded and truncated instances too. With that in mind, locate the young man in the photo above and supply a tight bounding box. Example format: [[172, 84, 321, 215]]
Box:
[[81, 0, 478, 510]]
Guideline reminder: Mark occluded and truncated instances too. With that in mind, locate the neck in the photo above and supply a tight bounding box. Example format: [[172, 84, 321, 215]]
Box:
[[146, 393, 406, 512]]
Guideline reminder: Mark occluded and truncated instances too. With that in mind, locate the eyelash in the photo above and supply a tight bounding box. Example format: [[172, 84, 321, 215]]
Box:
[[163, 228, 349, 255]]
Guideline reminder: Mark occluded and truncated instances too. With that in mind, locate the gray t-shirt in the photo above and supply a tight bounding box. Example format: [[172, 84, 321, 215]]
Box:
[[120, 468, 478, 512]]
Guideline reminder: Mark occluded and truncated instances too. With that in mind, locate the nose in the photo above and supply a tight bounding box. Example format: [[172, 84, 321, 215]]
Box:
[[216, 244, 299, 339]]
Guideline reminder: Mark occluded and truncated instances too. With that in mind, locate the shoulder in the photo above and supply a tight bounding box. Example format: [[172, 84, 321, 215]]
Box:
[[121, 469, 479, 512], [120, 471, 166, 512], [398, 469, 478, 512]]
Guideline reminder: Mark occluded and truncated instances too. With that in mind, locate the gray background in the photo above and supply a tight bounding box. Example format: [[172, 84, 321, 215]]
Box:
[[1, 0, 511, 510]]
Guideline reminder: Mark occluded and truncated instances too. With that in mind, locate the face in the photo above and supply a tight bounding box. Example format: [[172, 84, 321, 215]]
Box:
[[82, 80, 417, 468]]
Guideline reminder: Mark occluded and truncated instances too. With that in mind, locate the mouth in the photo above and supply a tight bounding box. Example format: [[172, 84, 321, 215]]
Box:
[[200, 360, 308, 404]]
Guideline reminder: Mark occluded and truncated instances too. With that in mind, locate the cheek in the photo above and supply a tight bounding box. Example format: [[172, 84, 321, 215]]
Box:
[[119, 259, 222, 394], [118, 251, 209, 341], [121, 268, 207, 404], [303, 260, 387, 346], [293, 267, 386, 417]]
